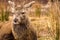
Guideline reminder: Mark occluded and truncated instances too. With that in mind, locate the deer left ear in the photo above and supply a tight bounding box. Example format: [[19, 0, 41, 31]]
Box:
[[24, 1, 35, 8]]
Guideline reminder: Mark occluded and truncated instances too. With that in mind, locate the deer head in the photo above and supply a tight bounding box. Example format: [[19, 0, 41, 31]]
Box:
[[8, 1, 35, 24]]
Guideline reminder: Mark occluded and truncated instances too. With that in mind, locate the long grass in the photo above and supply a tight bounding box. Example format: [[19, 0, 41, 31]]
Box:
[[35, 7, 41, 17], [0, 9, 9, 22]]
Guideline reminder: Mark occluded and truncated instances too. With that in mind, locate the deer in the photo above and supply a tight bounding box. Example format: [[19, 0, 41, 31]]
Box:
[[8, 1, 37, 40]]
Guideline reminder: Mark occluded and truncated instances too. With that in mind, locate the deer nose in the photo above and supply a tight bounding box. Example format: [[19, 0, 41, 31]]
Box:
[[14, 18, 18, 22]]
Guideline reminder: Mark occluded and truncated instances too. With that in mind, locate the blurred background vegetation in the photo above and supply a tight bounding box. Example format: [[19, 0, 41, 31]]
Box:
[[0, 8, 9, 22]]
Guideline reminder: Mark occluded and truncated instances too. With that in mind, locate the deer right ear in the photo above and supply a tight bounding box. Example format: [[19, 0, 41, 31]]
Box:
[[8, 1, 11, 4], [8, 1, 16, 14], [8, 1, 12, 4], [8, 1, 15, 6]]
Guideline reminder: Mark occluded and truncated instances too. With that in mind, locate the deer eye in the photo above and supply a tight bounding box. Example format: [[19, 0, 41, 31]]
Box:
[[21, 12, 25, 14]]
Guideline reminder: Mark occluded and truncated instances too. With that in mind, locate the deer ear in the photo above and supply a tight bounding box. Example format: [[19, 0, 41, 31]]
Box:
[[24, 1, 35, 8], [8, 1, 15, 6], [8, 1, 11, 4]]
